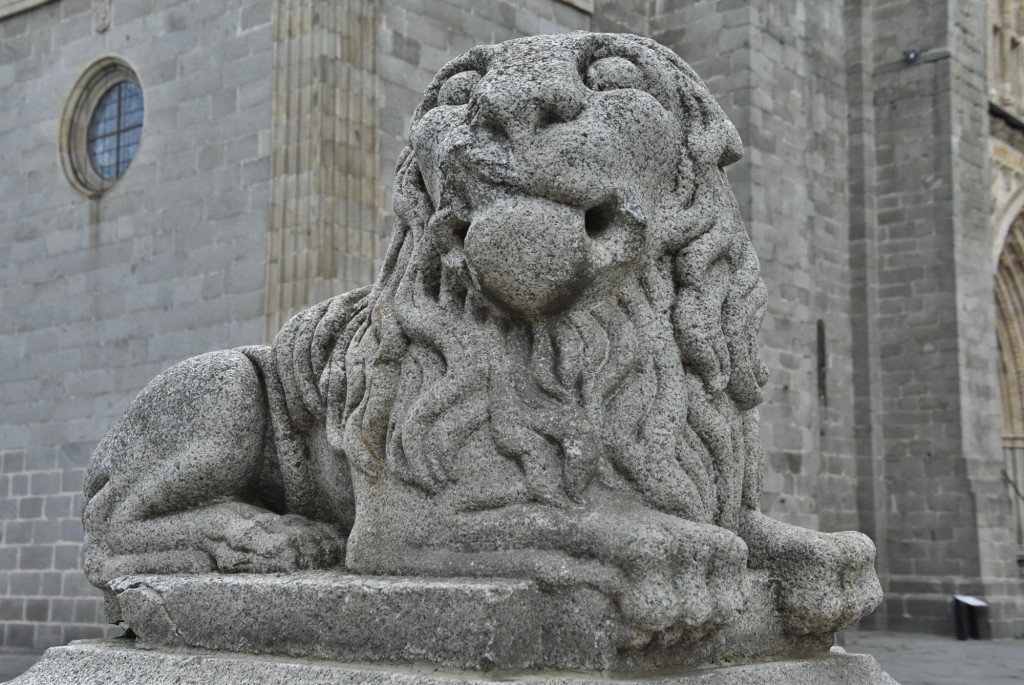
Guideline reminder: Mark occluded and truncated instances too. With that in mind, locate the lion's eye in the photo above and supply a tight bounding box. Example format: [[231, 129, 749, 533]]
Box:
[[437, 71, 481, 107], [584, 57, 643, 92]]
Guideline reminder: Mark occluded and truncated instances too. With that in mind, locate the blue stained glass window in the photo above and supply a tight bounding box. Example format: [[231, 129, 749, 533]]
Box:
[[87, 81, 143, 181]]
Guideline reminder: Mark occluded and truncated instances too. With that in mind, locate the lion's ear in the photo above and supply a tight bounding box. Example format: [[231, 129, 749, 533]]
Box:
[[686, 101, 743, 170], [392, 145, 435, 230], [716, 120, 743, 168], [370, 146, 435, 297], [652, 41, 743, 170]]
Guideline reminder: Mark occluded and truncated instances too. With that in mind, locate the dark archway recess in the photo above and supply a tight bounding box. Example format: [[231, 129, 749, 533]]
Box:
[[995, 212, 1024, 562]]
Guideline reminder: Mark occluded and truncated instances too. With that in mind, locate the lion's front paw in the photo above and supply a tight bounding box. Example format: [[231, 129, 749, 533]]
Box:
[[740, 511, 882, 635], [775, 530, 882, 635], [206, 511, 345, 573], [613, 518, 750, 645]]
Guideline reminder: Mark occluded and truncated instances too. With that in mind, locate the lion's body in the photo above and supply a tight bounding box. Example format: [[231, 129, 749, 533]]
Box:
[[83, 32, 881, 641]]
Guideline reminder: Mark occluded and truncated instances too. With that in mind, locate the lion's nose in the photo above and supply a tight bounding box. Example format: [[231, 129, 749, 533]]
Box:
[[470, 72, 585, 139]]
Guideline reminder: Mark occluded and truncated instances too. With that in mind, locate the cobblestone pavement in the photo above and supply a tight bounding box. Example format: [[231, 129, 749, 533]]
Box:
[[2, 633, 1021, 683], [842, 631, 1024, 685]]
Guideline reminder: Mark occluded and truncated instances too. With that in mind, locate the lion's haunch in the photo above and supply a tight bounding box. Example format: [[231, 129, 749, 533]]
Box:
[[464, 197, 589, 315]]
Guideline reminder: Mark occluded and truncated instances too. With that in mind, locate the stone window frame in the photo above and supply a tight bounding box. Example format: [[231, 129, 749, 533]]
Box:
[[59, 56, 144, 198]]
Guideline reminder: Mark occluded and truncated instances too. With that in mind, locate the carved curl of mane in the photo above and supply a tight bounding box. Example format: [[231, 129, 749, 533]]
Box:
[[278, 35, 769, 530]]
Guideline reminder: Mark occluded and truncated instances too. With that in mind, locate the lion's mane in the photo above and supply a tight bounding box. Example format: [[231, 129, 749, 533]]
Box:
[[276, 35, 769, 531]]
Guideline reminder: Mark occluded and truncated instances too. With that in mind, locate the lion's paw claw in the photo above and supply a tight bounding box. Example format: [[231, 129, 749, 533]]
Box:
[[207, 512, 345, 573], [615, 520, 749, 643]]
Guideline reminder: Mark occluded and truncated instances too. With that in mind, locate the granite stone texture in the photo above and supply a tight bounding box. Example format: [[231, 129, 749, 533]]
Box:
[[79, 34, 883, 657], [8, 640, 899, 685]]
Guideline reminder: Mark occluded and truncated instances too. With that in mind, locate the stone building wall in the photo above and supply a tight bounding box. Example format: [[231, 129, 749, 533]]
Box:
[[0, 0, 277, 650], [852, 0, 1021, 636]]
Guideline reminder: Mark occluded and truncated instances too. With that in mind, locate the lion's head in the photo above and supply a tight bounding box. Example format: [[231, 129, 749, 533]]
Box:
[[327, 33, 769, 531]]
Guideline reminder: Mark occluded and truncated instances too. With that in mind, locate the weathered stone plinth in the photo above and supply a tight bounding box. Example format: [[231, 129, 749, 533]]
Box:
[[103, 571, 831, 672], [7, 571, 901, 684], [8, 640, 898, 685]]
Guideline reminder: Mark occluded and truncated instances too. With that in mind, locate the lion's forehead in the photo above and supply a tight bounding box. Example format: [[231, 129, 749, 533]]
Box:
[[466, 32, 590, 67], [416, 33, 677, 117], [469, 32, 655, 67]]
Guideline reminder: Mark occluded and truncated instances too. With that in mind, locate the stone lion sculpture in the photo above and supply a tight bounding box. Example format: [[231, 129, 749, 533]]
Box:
[[83, 32, 881, 645]]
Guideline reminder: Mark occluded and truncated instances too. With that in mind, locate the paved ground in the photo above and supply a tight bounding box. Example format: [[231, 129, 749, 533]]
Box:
[[1, 632, 1021, 683], [841, 631, 1023, 685], [0, 655, 39, 684]]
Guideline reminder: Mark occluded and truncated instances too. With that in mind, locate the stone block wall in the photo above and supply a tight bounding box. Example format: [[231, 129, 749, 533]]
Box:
[[263, 0, 383, 337], [649, 0, 859, 535], [846, 0, 890, 625], [854, 0, 1022, 637], [748, 0, 858, 536], [0, 0, 275, 650]]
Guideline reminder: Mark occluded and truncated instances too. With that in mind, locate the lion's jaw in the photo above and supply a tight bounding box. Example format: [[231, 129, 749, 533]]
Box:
[[409, 35, 684, 317]]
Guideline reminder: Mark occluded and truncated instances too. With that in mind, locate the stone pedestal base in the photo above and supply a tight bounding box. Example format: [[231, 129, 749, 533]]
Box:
[[101, 570, 832, 671], [8, 640, 899, 685], [7, 571, 900, 684]]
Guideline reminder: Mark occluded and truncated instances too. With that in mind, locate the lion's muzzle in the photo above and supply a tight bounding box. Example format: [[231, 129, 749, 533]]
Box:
[[440, 192, 645, 316]]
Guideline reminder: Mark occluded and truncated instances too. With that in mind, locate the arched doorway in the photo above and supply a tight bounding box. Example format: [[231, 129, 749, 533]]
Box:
[[995, 213, 1024, 555]]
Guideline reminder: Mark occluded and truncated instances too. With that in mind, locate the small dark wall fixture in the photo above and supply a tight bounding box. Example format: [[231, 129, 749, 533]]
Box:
[[816, 319, 827, 406]]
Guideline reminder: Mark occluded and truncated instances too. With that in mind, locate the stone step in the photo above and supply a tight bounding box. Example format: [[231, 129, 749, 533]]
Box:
[[6, 639, 899, 685]]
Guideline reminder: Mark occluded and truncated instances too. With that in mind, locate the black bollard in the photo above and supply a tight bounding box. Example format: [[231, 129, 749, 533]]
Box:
[[953, 595, 987, 640]]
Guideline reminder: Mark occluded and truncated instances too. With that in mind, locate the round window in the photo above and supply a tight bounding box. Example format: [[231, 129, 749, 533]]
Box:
[[87, 81, 143, 181], [60, 58, 144, 196]]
